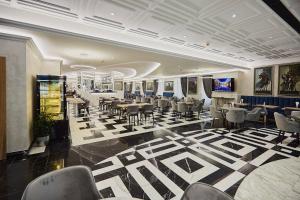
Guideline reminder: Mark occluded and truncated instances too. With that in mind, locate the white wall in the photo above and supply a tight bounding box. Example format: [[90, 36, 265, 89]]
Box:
[[42, 60, 61, 75], [26, 40, 44, 146], [0, 35, 61, 153], [0, 36, 29, 153]]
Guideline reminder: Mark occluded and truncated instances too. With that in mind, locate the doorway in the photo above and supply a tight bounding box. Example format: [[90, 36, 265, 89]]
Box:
[[0, 57, 6, 160]]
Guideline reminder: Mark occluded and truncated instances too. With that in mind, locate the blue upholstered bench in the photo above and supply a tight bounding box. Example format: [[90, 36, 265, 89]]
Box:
[[163, 92, 174, 97], [241, 96, 300, 118]]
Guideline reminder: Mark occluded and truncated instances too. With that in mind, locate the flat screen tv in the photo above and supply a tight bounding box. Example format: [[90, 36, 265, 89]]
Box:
[[212, 78, 234, 92]]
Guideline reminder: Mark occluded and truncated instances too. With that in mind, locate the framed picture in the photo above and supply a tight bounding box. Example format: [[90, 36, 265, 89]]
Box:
[[254, 66, 273, 95], [146, 81, 154, 91], [278, 63, 300, 96], [164, 81, 174, 91], [188, 77, 197, 94], [135, 83, 141, 91], [114, 81, 123, 91]]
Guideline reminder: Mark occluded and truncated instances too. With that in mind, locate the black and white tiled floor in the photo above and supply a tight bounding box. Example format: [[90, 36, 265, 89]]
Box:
[[91, 127, 300, 200], [69, 106, 213, 146], [2, 105, 300, 200]]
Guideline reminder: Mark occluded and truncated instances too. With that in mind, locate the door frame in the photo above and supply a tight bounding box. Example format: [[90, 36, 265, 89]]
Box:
[[0, 56, 6, 160]]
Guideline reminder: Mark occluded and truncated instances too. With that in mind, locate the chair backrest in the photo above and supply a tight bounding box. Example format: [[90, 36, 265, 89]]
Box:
[[181, 182, 234, 200], [178, 102, 188, 112], [127, 105, 139, 114], [21, 166, 100, 200], [209, 106, 221, 118], [291, 111, 300, 118], [226, 109, 246, 123], [141, 97, 146, 103], [158, 99, 167, 108], [274, 112, 289, 131], [135, 96, 141, 103], [143, 104, 153, 112], [171, 101, 177, 110]]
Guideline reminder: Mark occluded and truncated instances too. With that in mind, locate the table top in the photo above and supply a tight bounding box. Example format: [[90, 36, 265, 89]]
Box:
[[282, 107, 300, 111], [234, 102, 249, 106], [67, 98, 85, 104], [220, 107, 248, 111], [235, 157, 300, 200], [256, 104, 279, 109], [117, 103, 150, 109]]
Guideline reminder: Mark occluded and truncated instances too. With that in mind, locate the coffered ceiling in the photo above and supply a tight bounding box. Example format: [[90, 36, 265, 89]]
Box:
[[0, 0, 299, 69]]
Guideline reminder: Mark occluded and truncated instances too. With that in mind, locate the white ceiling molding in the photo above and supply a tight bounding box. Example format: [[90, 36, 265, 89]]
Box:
[[1, 0, 299, 68]]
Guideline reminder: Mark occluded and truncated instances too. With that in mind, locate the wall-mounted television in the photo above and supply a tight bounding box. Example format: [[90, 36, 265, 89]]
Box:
[[212, 78, 235, 92]]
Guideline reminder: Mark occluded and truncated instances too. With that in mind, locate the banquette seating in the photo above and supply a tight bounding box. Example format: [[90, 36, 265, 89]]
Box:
[[241, 96, 300, 118]]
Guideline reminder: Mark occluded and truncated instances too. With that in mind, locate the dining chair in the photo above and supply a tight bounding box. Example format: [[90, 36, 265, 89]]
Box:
[[141, 104, 154, 124], [192, 99, 205, 119], [158, 99, 168, 114], [135, 96, 141, 103], [226, 109, 247, 130], [245, 107, 263, 129], [181, 182, 234, 200], [141, 96, 147, 103], [274, 112, 300, 144], [178, 102, 188, 120], [209, 106, 223, 127], [127, 105, 140, 126], [171, 101, 178, 118], [291, 111, 300, 118], [21, 166, 101, 200]]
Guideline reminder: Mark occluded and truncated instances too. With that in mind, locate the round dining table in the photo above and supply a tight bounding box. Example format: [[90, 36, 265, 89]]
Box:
[[235, 157, 300, 200]]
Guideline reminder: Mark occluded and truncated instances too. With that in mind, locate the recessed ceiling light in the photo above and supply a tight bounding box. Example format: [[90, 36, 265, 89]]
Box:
[[183, 35, 187, 38], [110, 12, 115, 16], [232, 14, 236, 18], [269, 36, 273, 39]]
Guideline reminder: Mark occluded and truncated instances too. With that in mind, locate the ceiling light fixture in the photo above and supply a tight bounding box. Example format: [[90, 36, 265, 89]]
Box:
[[110, 12, 115, 16], [232, 14, 236, 18], [183, 35, 187, 38], [269, 36, 273, 39], [70, 65, 96, 70]]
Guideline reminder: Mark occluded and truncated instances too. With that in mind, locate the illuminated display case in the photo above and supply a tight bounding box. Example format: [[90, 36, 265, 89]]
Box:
[[36, 75, 67, 120]]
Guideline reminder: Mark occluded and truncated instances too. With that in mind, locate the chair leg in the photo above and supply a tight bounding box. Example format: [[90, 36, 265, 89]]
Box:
[[152, 113, 154, 125]]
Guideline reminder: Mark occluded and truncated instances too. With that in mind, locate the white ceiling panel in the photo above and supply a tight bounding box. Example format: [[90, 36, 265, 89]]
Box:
[[0, 0, 299, 68]]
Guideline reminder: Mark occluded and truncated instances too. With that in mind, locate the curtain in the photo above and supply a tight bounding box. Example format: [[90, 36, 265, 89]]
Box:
[[157, 80, 164, 96], [153, 79, 158, 95], [203, 77, 212, 98], [181, 77, 187, 97], [174, 78, 184, 98], [142, 81, 146, 95], [130, 82, 133, 94]]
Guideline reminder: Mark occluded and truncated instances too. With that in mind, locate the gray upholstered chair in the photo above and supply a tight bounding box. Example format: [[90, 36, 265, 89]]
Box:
[[274, 112, 300, 144], [141, 104, 154, 124], [141, 96, 147, 103], [192, 99, 205, 119], [226, 109, 247, 129], [245, 107, 263, 128], [127, 105, 140, 125], [135, 96, 141, 103], [210, 106, 223, 127], [171, 101, 178, 118], [158, 99, 168, 114], [181, 182, 234, 200], [21, 166, 101, 200], [291, 111, 300, 118], [178, 102, 188, 120]]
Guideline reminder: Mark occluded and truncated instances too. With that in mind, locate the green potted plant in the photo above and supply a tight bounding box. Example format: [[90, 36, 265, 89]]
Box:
[[34, 112, 54, 146]]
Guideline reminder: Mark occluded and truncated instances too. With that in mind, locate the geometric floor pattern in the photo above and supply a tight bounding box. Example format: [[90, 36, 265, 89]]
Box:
[[91, 127, 300, 200], [69, 105, 213, 146]]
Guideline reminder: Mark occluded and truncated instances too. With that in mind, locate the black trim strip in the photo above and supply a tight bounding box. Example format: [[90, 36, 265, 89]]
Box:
[[263, 0, 300, 34]]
